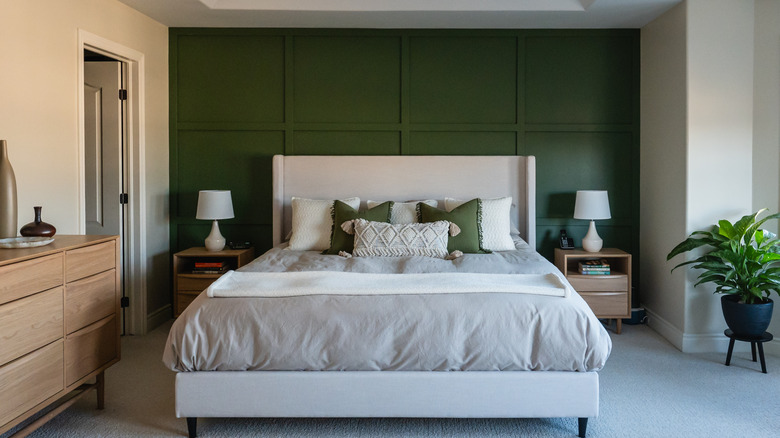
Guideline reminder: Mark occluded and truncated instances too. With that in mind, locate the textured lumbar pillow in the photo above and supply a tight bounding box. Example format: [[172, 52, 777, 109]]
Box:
[[444, 197, 514, 251], [418, 198, 490, 254], [288, 197, 360, 251], [346, 219, 455, 258], [324, 200, 393, 254], [367, 199, 438, 224]]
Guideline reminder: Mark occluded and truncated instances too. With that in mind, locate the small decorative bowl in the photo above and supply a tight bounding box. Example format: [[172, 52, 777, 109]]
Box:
[[0, 236, 55, 249]]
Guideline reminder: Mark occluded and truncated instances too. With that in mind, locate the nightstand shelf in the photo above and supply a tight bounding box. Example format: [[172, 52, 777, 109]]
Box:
[[173, 247, 255, 316], [554, 248, 632, 334]]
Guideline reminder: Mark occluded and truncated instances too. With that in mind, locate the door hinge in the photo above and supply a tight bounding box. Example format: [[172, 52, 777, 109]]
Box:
[[120, 193, 129, 204], [119, 89, 127, 101], [121, 296, 130, 308]]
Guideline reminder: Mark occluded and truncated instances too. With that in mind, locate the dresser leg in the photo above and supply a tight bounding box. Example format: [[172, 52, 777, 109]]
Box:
[[616, 318, 622, 334], [96, 371, 105, 410]]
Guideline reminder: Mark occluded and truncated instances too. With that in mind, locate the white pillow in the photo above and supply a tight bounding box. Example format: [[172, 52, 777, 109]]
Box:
[[288, 197, 360, 251], [444, 197, 514, 251], [367, 199, 438, 224], [351, 218, 450, 258]]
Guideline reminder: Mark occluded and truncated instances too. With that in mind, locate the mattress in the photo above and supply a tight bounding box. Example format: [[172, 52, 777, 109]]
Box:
[[163, 238, 612, 373]]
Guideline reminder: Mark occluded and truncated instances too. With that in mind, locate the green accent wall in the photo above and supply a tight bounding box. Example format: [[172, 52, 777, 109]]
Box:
[[169, 29, 640, 270]]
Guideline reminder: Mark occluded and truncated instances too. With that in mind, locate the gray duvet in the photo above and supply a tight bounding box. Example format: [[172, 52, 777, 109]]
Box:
[[163, 239, 612, 372]]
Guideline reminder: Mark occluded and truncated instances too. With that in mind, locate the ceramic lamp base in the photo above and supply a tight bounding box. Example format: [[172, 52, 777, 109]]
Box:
[[582, 220, 603, 253], [204, 220, 226, 252]]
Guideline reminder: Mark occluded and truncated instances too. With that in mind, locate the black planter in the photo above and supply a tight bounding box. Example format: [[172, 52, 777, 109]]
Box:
[[721, 295, 774, 337]]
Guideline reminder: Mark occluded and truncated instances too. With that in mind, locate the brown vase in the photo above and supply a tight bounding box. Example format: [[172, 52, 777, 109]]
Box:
[[20, 206, 56, 237], [0, 140, 18, 238]]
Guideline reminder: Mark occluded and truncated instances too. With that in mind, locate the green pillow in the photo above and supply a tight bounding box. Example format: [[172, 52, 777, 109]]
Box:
[[324, 200, 393, 254], [417, 199, 490, 254]]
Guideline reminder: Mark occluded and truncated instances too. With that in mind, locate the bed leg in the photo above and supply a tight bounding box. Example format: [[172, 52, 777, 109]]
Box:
[[577, 417, 588, 437], [186, 417, 197, 438]]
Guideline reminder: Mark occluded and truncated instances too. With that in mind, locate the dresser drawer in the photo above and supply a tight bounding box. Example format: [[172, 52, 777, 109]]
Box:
[[0, 287, 63, 366], [65, 315, 117, 386], [0, 340, 64, 426], [178, 275, 218, 292], [580, 291, 629, 317], [65, 270, 116, 334], [65, 241, 116, 283], [0, 253, 63, 305], [568, 274, 628, 292]]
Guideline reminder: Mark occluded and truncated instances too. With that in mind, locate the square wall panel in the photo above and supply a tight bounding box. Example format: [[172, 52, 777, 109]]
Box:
[[176, 130, 284, 222], [407, 132, 516, 155], [526, 132, 633, 220], [293, 131, 400, 155], [177, 35, 285, 123], [294, 37, 401, 123], [525, 36, 633, 125], [410, 37, 517, 124]]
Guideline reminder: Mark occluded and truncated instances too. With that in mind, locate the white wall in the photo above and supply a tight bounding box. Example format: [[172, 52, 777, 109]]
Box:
[[0, 0, 170, 332], [640, 1, 688, 349], [641, 0, 757, 352], [684, 0, 754, 349], [753, 0, 780, 355]]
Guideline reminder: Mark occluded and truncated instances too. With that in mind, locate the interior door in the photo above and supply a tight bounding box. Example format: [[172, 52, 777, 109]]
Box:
[[84, 60, 127, 332], [84, 61, 123, 237]]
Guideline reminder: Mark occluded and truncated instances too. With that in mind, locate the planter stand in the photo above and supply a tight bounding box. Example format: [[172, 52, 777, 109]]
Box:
[[724, 329, 773, 373]]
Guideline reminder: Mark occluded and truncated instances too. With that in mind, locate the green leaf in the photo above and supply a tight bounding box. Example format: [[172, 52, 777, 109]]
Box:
[[718, 220, 736, 239], [667, 238, 717, 261]]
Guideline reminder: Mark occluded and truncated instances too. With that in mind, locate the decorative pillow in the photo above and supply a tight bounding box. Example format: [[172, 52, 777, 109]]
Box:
[[444, 197, 514, 251], [367, 199, 438, 224], [324, 201, 393, 254], [417, 199, 490, 254], [350, 219, 451, 258], [288, 197, 360, 251]]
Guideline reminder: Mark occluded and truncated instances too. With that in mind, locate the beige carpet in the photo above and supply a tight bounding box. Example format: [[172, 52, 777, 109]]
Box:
[[6, 321, 780, 437]]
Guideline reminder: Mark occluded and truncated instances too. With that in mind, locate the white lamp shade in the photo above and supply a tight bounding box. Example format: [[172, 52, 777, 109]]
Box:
[[573, 190, 611, 220], [196, 190, 234, 220]]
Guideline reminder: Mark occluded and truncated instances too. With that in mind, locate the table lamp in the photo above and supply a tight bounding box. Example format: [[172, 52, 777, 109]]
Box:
[[573, 190, 611, 253], [196, 190, 234, 252]]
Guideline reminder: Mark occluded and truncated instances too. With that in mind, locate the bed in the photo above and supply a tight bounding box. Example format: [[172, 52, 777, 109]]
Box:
[[163, 155, 612, 438]]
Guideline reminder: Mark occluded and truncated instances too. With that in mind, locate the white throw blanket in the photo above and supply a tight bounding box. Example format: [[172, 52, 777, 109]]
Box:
[[207, 271, 570, 298]]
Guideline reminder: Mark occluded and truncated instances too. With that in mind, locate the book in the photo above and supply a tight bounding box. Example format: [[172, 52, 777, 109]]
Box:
[[578, 269, 611, 275], [192, 266, 228, 274], [194, 261, 226, 268], [580, 259, 610, 268]]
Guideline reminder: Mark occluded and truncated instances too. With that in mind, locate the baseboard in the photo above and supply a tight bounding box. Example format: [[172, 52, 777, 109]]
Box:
[[645, 306, 778, 355], [644, 306, 684, 351], [147, 304, 172, 332]]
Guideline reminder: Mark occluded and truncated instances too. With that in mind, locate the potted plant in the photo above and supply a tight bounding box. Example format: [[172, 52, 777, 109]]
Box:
[[667, 209, 780, 337]]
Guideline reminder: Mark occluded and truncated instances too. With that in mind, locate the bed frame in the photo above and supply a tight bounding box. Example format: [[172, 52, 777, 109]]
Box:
[[176, 155, 598, 438]]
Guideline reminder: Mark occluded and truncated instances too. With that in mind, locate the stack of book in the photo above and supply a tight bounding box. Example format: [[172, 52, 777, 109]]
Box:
[[578, 259, 611, 275], [192, 261, 228, 274]]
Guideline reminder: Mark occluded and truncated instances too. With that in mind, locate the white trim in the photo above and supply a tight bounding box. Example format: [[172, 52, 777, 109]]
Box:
[[77, 30, 147, 335], [645, 306, 684, 351], [645, 306, 775, 355]]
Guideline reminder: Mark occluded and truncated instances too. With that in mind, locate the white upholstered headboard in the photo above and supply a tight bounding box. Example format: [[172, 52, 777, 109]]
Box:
[[272, 155, 536, 250]]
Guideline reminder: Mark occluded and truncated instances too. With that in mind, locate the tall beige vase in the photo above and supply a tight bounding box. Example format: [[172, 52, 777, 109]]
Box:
[[0, 140, 18, 238]]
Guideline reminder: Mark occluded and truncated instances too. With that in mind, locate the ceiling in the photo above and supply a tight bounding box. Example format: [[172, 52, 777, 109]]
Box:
[[117, 0, 682, 28]]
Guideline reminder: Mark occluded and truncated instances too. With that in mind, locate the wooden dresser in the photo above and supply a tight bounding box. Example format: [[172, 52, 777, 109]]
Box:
[[0, 235, 120, 436]]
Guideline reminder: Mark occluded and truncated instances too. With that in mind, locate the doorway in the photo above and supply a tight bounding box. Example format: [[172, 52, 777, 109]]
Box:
[[83, 49, 129, 333], [78, 30, 147, 335]]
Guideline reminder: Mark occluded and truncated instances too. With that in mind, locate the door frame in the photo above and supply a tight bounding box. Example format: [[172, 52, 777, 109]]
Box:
[[77, 29, 147, 335]]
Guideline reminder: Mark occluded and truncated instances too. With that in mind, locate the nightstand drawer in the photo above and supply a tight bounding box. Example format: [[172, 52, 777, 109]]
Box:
[[65, 270, 116, 334], [0, 254, 63, 305], [178, 275, 219, 292], [65, 241, 116, 283], [177, 292, 199, 315], [580, 292, 629, 316], [568, 275, 628, 292], [0, 287, 63, 367], [0, 340, 64, 427]]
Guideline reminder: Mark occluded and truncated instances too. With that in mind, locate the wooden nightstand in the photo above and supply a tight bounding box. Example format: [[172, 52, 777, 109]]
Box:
[[173, 247, 255, 316], [554, 248, 632, 334]]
